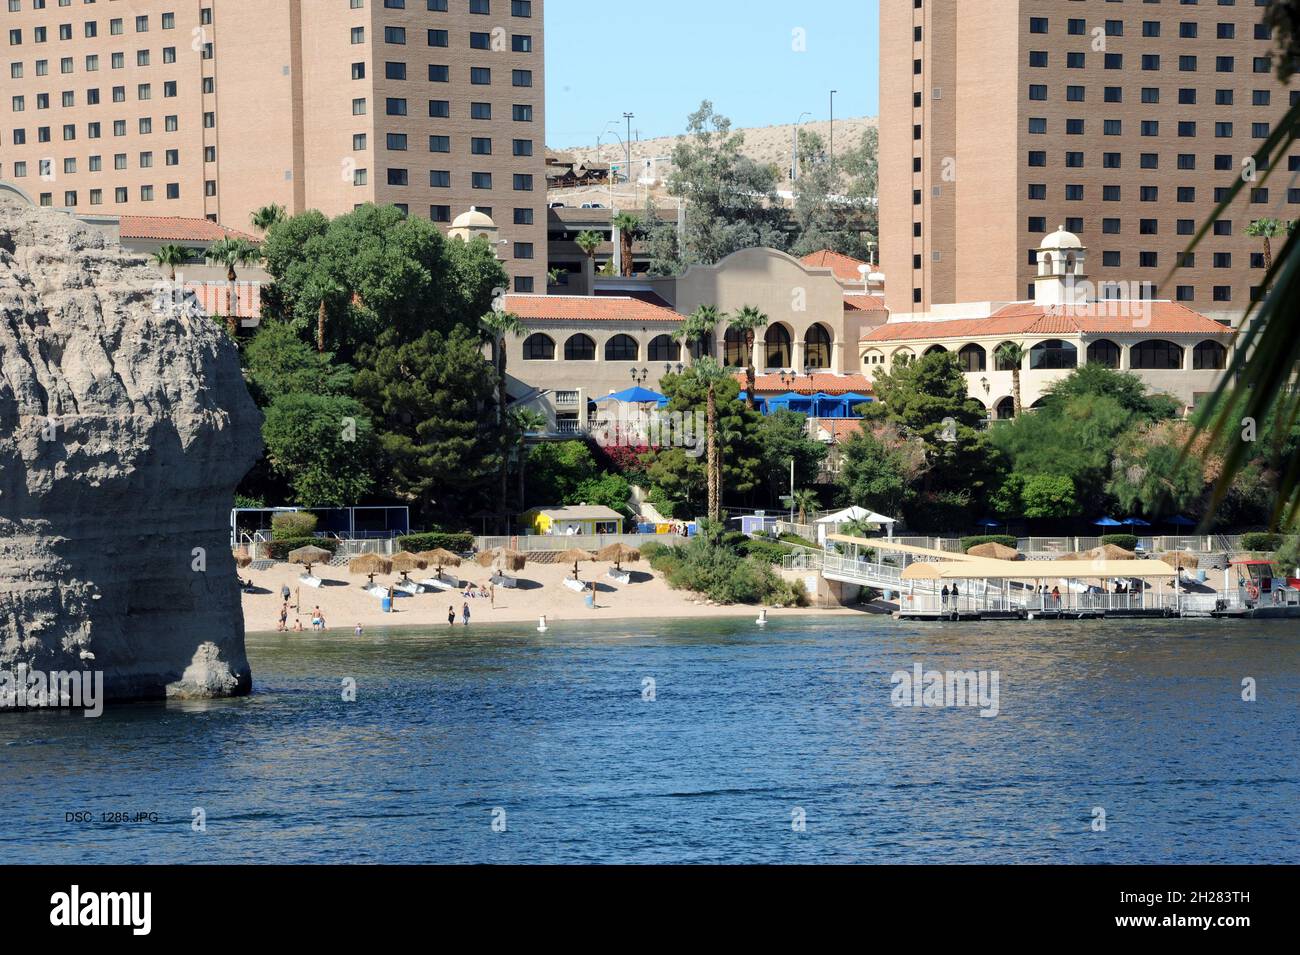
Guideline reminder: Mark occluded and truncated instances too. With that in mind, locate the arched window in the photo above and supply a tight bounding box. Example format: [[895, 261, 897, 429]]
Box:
[[994, 342, 1021, 371], [1029, 339, 1078, 370], [1130, 339, 1184, 370], [805, 324, 832, 369], [1192, 339, 1227, 370], [861, 348, 886, 367], [892, 347, 915, 366], [995, 396, 1016, 420], [522, 333, 555, 360], [723, 325, 749, 366], [923, 344, 948, 356], [648, 334, 680, 362], [957, 343, 987, 372], [689, 331, 714, 360], [605, 334, 639, 361], [764, 324, 792, 369], [564, 333, 595, 361], [1086, 339, 1121, 368]]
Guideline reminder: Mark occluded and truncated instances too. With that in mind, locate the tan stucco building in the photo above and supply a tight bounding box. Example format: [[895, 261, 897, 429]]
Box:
[[0, 0, 546, 290], [502, 247, 889, 434], [880, 0, 1297, 324]]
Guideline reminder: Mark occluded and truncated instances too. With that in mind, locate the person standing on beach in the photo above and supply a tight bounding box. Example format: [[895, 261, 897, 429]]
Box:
[[489, 583, 495, 608], [462, 602, 471, 626], [281, 583, 291, 604], [448, 605, 455, 626], [278, 602, 288, 632], [355, 623, 363, 637]]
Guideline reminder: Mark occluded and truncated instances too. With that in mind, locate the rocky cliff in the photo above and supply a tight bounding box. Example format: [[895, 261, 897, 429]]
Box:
[[0, 196, 262, 702]]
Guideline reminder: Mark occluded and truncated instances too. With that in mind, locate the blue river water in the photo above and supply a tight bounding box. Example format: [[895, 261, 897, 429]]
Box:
[[1, 615, 1296, 864]]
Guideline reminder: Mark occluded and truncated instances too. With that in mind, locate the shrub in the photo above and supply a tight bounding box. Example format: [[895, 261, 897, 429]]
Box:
[[1241, 532, 1283, 552], [778, 532, 818, 549], [397, 532, 475, 554], [739, 538, 791, 565], [1099, 533, 1139, 551], [1274, 536, 1300, 573], [271, 511, 318, 540], [640, 540, 670, 561], [646, 526, 801, 605], [265, 537, 338, 560], [960, 534, 1018, 551]]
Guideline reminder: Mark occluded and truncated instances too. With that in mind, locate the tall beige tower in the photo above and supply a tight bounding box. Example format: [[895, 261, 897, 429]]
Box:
[[0, 0, 546, 291], [880, 0, 1297, 324]]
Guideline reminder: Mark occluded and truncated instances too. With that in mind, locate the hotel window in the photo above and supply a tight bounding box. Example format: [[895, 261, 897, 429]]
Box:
[[166, 149, 178, 166], [523, 334, 555, 360], [513, 242, 533, 260], [1141, 121, 1159, 136], [1028, 117, 1046, 134], [1253, 90, 1272, 106], [1067, 18, 1085, 35], [141, 185, 154, 202], [1139, 219, 1158, 235], [471, 137, 491, 154], [1178, 186, 1196, 202], [471, 67, 490, 84], [1029, 16, 1048, 33], [1104, 53, 1122, 69], [512, 139, 532, 156], [1143, 20, 1161, 37], [471, 171, 492, 189], [384, 26, 406, 44], [1143, 54, 1162, 71], [430, 170, 450, 187], [1067, 52, 1084, 68], [1253, 122, 1270, 138], [1215, 122, 1233, 137], [1065, 184, 1084, 201], [1027, 183, 1046, 200], [353, 98, 367, 115], [1065, 152, 1083, 168], [429, 99, 449, 117], [470, 32, 491, 50], [428, 29, 448, 46], [1213, 252, 1233, 269], [1139, 251, 1158, 268], [511, 35, 531, 53], [1216, 56, 1235, 72], [514, 276, 534, 293], [386, 98, 408, 116], [513, 104, 533, 121], [387, 133, 408, 150], [386, 61, 406, 80], [430, 205, 451, 222], [428, 0, 448, 9], [565, 334, 596, 361], [1066, 118, 1084, 135], [512, 1, 532, 15], [1028, 84, 1047, 101], [166, 183, 179, 200], [429, 64, 449, 81], [513, 173, 533, 190], [353, 168, 368, 186], [1029, 51, 1048, 67], [511, 69, 532, 87], [115, 186, 127, 203], [1142, 88, 1161, 105], [351, 27, 365, 44], [1027, 151, 1046, 167], [1103, 87, 1122, 103], [387, 168, 408, 186], [513, 208, 533, 225], [1214, 89, 1233, 105], [1103, 119, 1122, 135], [1213, 287, 1232, 302], [471, 101, 492, 119], [429, 135, 450, 152], [1102, 218, 1121, 234], [1131, 340, 1184, 370]]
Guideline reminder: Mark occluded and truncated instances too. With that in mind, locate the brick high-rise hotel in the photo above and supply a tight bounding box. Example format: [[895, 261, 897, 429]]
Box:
[[0, 0, 546, 291], [880, 0, 1296, 323]]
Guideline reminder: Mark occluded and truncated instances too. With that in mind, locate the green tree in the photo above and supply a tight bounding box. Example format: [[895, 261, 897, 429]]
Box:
[[207, 237, 261, 336], [242, 320, 353, 406], [790, 129, 878, 260], [838, 422, 927, 520], [674, 304, 723, 362], [1019, 474, 1078, 519], [261, 392, 376, 507], [1109, 420, 1209, 519], [353, 324, 502, 517], [728, 305, 769, 409], [666, 102, 791, 266], [480, 308, 525, 528], [757, 409, 828, 499], [151, 243, 194, 281], [526, 441, 601, 507], [642, 195, 683, 276], [791, 488, 819, 524], [575, 229, 603, 276], [1246, 217, 1287, 272]]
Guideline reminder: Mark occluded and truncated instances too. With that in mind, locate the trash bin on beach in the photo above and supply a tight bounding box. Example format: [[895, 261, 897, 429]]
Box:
[[381, 595, 393, 613]]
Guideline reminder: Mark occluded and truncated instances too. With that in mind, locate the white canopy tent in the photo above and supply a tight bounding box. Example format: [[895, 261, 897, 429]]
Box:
[[816, 506, 897, 543]]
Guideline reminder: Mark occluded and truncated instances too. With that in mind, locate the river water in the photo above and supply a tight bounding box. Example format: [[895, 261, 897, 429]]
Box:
[[1, 616, 1296, 864]]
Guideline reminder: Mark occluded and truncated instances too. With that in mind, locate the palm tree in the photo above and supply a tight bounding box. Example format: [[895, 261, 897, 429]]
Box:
[[673, 304, 722, 363], [729, 305, 769, 410], [508, 407, 547, 508], [250, 204, 286, 234], [206, 238, 260, 336], [1178, 2, 1300, 525], [611, 211, 640, 277], [791, 488, 819, 525], [575, 229, 603, 290], [481, 308, 525, 528], [305, 276, 344, 353], [547, 267, 566, 287], [690, 357, 733, 523], [151, 243, 194, 282], [995, 341, 1027, 416], [1246, 218, 1286, 272]]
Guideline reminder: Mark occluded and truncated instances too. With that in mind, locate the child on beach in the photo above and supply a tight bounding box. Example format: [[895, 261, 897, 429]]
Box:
[[448, 606, 456, 626], [278, 603, 289, 632], [292, 618, 303, 633]]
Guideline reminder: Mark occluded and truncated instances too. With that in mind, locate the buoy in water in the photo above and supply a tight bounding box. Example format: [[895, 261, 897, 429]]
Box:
[[756, 609, 768, 626], [537, 614, 548, 633]]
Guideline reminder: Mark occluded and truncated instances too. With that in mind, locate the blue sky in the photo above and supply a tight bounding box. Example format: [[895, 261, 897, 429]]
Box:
[[544, 0, 880, 147]]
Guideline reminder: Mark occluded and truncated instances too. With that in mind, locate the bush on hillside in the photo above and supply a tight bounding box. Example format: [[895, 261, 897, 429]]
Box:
[[1241, 532, 1283, 552], [265, 537, 338, 560], [644, 525, 807, 606], [271, 511, 318, 540], [1099, 533, 1139, 551], [397, 532, 475, 554]]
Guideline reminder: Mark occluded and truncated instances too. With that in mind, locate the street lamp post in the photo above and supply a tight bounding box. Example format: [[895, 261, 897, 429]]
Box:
[[829, 90, 838, 160]]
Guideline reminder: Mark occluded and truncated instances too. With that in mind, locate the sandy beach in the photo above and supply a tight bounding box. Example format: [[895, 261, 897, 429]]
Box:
[[242, 559, 858, 634]]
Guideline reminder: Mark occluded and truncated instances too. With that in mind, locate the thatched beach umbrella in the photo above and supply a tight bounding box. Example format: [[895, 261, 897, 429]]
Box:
[[966, 541, 1020, 561], [1159, 550, 1200, 571], [288, 544, 331, 577], [415, 548, 462, 580], [596, 542, 641, 571], [389, 551, 426, 582], [1087, 543, 1136, 561], [901, 562, 943, 581], [348, 552, 392, 587], [476, 548, 527, 573], [556, 547, 595, 581], [233, 550, 252, 569]]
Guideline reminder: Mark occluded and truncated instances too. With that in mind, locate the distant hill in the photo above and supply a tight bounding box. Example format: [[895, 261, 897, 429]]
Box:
[[548, 116, 876, 207]]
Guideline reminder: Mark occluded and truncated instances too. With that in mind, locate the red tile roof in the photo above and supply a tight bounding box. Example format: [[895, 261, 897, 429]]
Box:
[[810, 418, 864, 442], [800, 249, 873, 283], [844, 294, 887, 312], [504, 294, 683, 323], [185, 281, 262, 319], [736, 372, 875, 396], [594, 288, 675, 308], [119, 215, 259, 243], [861, 301, 1233, 343]]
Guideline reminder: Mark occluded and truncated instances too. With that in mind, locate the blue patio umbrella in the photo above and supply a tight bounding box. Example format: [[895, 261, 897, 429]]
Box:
[[1092, 516, 1124, 527], [737, 392, 770, 413], [1167, 515, 1197, 527], [976, 518, 1003, 528], [601, 386, 668, 406], [1122, 517, 1152, 527]]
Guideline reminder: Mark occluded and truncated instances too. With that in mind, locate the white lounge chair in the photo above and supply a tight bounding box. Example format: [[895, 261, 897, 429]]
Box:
[[299, 575, 323, 589], [606, 568, 631, 585], [419, 576, 459, 592], [490, 574, 518, 589], [562, 577, 587, 593]]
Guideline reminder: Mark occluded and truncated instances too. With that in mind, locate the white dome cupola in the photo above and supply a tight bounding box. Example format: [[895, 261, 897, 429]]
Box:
[[1033, 225, 1087, 307]]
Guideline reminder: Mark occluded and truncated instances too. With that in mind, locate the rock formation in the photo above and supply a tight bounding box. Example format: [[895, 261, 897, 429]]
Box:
[[0, 195, 262, 702]]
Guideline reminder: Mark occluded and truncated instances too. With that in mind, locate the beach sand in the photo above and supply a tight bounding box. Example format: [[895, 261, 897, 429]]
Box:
[[242, 560, 858, 634]]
